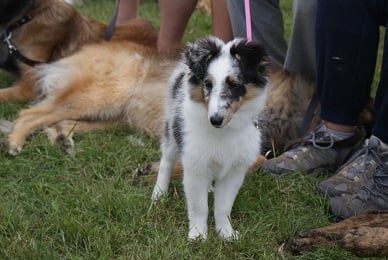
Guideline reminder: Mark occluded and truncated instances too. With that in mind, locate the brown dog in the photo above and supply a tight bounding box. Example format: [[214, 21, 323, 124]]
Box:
[[292, 211, 388, 257], [0, 0, 157, 103]]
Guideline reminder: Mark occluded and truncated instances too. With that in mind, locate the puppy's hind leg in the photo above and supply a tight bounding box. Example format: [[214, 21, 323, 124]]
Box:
[[152, 138, 178, 201], [214, 165, 248, 240]]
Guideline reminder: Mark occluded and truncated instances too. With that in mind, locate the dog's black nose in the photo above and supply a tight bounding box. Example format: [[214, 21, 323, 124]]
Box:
[[210, 114, 224, 127]]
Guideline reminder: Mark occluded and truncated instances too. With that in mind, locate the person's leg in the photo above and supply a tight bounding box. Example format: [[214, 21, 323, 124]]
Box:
[[211, 0, 233, 43], [157, 0, 197, 53], [226, 0, 287, 66], [316, 0, 379, 127], [262, 0, 381, 176], [283, 0, 317, 80], [316, 0, 388, 220], [117, 0, 139, 25]]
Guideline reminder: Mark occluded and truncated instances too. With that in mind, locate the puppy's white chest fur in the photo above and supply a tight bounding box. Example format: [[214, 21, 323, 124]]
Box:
[[182, 94, 261, 174]]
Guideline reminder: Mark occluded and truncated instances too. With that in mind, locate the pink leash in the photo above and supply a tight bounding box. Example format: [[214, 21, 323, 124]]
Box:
[[244, 0, 252, 41]]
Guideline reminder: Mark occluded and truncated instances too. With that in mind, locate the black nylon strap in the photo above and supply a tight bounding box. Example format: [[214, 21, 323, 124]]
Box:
[[12, 49, 42, 66], [298, 92, 319, 136], [104, 0, 120, 41], [2, 31, 43, 67]]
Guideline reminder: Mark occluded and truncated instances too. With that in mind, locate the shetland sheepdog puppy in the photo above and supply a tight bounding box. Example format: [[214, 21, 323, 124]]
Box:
[[152, 37, 268, 240]]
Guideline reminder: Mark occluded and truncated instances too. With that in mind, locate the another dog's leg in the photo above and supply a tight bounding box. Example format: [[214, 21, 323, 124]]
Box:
[[341, 227, 388, 257], [0, 72, 37, 103], [183, 164, 210, 241], [152, 139, 178, 201], [291, 211, 388, 255], [213, 165, 248, 240], [6, 107, 75, 155], [44, 120, 81, 156], [44, 120, 116, 155]]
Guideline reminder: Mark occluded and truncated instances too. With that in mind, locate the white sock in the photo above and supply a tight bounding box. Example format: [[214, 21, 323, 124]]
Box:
[[318, 124, 354, 141], [326, 128, 354, 141]]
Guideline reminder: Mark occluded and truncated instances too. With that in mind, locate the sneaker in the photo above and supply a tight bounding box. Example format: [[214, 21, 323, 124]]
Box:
[[317, 136, 385, 199], [328, 153, 388, 220], [260, 124, 366, 176]]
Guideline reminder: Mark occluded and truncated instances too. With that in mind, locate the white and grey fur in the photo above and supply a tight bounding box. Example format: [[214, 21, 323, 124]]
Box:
[[152, 37, 268, 240]]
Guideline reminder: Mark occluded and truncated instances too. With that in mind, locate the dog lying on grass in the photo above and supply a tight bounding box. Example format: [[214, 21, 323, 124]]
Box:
[[0, 39, 176, 156], [292, 210, 388, 257], [152, 37, 268, 240], [0, 0, 157, 103]]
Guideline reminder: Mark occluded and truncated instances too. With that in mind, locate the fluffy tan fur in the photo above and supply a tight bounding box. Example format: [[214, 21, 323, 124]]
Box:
[[0, 0, 157, 103], [257, 68, 317, 156]]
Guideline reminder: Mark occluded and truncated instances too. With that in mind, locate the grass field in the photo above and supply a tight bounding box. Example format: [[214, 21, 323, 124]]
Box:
[[0, 0, 361, 258]]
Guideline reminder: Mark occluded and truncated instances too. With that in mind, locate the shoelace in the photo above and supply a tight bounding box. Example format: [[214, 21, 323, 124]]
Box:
[[356, 152, 388, 201], [373, 153, 388, 196], [357, 139, 382, 177]]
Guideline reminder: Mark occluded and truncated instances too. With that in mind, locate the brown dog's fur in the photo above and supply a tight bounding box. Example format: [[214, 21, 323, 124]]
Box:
[[292, 211, 388, 257], [0, 0, 157, 103], [256, 68, 317, 156]]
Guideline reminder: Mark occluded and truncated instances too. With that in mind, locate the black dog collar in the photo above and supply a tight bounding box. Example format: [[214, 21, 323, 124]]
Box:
[[1, 13, 43, 66]]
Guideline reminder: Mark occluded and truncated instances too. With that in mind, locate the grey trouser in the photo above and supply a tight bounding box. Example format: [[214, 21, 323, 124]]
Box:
[[227, 0, 317, 80]]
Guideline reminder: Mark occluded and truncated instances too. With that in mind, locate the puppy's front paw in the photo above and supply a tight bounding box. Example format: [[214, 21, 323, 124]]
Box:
[[218, 228, 239, 241], [188, 227, 207, 241], [151, 186, 167, 202]]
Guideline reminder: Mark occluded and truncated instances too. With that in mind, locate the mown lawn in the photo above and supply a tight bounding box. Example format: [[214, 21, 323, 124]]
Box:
[[0, 0, 358, 258]]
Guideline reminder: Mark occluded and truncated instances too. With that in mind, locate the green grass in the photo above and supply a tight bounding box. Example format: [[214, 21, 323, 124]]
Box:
[[0, 0, 364, 258]]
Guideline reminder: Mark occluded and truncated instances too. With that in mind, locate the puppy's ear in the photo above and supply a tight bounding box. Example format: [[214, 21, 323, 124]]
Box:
[[184, 36, 223, 82], [230, 40, 268, 85]]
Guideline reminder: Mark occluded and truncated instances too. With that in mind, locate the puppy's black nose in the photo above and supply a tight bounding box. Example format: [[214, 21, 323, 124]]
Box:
[[210, 114, 224, 127]]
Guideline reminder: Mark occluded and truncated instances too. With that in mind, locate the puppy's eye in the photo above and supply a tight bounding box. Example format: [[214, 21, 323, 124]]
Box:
[[204, 80, 213, 90], [229, 82, 241, 89]]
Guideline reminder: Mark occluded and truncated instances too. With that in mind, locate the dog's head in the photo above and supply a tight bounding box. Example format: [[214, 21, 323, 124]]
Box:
[[184, 36, 268, 128]]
